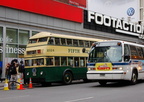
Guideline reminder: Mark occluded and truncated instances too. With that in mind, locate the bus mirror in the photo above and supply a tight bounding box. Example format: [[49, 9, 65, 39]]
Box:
[[82, 48, 86, 53], [124, 55, 130, 61]]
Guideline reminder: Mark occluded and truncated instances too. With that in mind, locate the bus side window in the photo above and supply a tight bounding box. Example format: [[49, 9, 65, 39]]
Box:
[[124, 44, 130, 61], [61, 57, 67, 66], [73, 39, 78, 47], [48, 37, 55, 45], [68, 57, 73, 66], [130, 45, 139, 59], [55, 38, 60, 45], [46, 58, 53, 65], [85, 41, 90, 47], [74, 57, 79, 67], [55, 57, 60, 65], [61, 38, 66, 45], [67, 39, 72, 46], [137, 47, 143, 59], [79, 40, 84, 47], [80, 57, 85, 67]]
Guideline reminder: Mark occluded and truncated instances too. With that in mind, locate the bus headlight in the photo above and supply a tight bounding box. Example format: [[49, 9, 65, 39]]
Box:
[[40, 71, 43, 75], [118, 67, 123, 70]]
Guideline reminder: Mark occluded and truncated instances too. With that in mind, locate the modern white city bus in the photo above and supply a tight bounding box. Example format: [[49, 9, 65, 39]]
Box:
[[87, 40, 144, 85]]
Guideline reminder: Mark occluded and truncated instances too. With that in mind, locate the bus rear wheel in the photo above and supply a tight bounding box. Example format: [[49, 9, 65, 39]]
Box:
[[63, 71, 73, 85]]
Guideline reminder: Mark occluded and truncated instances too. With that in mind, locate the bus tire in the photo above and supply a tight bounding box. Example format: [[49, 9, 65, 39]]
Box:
[[63, 71, 73, 85], [99, 81, 107, 86], [131, 70, 138, 85]]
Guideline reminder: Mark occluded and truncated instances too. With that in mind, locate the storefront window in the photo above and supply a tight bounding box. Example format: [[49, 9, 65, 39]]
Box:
[[19, 30, 29, 45], [5, 44, 18, 58], [32, 31, 39, 36], [0, 27, 3, 68], [0, 27, 3, 43], [6, 28, 18, 43]]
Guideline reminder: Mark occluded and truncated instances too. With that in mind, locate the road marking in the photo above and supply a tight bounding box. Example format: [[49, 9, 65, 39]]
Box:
[[65, 97, 93, 102]]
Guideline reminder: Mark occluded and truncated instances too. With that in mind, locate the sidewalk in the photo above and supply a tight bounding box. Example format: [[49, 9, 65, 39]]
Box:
[[0, 81, 4, 90]]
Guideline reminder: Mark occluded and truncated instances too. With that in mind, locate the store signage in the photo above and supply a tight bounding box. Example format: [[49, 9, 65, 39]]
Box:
[[0, 0, 83, 23], [0, 46, 25, 54], [0, 36, 13, 43], [84, 10, 144, 39]]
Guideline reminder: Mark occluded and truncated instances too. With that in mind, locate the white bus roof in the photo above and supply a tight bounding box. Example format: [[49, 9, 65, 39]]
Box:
[[96, 40, 144, 47]]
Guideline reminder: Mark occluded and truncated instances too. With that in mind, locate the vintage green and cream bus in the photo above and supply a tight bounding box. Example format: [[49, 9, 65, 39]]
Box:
[[24, 32, 102, 86]]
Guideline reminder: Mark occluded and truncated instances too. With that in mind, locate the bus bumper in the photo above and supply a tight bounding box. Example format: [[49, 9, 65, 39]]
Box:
[[87, 71, 127, 80]]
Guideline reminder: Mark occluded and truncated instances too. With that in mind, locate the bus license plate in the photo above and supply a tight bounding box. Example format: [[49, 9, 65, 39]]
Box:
[[100, 73, 105, 77]]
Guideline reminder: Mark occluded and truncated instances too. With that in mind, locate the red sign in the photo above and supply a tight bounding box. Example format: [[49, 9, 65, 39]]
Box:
[[69, 0, 86, 8], [0, 0, 83, 23]]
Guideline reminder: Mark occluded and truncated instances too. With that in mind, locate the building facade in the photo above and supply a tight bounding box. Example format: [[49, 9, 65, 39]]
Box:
[[0, 0, 143, 78]]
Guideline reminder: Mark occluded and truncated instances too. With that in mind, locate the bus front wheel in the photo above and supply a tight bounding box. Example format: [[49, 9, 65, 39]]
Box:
[[63, 71, 73, 85], [131, 70, 138, 85], [99, 81, 107, 86]]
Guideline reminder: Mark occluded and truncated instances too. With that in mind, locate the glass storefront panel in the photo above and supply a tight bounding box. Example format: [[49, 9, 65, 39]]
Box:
[[0, 27, 3, 69], [6, 28, 18, 43], [19, 30, 29, 45], [32, 31, 39, 36]]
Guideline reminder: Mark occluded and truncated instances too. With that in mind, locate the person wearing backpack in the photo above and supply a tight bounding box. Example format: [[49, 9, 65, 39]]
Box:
[[9, 59, 18, 89], [18, 61, 25, 84]]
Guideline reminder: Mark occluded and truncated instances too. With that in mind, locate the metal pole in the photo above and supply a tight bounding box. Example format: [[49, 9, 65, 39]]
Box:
[[1, 27, 6, 79]]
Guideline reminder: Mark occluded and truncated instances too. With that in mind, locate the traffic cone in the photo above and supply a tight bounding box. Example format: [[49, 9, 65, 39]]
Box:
[[16, 78, 21, 89], [29, 78, 33, 89], [3, 79, 9, 91], [17, 78, 25, 90]]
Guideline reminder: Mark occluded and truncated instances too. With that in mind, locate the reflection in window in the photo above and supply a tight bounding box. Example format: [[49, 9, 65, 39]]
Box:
[[67, 39, 72, 46], [74, 57, 79, 67], [19, 30, 29, 45], [68, 57, 73, 66], [32, 31, 39, 36], [61, 38, 66, 45], [55, 38, 60, 45], [80, 57, 85, 67], [29, 39, 37, 43], [0, 27, 3, 43], [85, 41, 90, 47], [39, 37, 47, 42], [79, 40, 84, 47], [32, 58, 44, 66], [55, 57, 60, 65], [6, 28, 18, 43], [46, 58, 53, 65], [48, 37, 55, 45], [73, 40, 78, 47], [61, 57, 67, 65]]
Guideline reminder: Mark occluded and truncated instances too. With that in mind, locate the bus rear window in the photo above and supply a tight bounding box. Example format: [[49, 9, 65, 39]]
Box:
[[29, 39, 37, 43]]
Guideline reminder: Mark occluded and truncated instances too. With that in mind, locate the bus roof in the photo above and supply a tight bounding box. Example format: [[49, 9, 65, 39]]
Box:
[[30, 32, 103, 41], [95, 40, 144, 47]]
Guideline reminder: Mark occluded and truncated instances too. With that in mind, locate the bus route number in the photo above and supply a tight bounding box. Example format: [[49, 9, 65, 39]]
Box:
[[47, 49, 54, 52]]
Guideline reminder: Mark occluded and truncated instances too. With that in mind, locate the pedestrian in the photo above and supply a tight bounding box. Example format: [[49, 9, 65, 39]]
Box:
[[9, 59, 18, 89], [18, 61, 25, 84], [6, 63, 11, 81]]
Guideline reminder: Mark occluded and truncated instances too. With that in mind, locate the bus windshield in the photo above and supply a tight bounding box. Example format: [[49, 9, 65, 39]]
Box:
[[88, 46, 122, 62]]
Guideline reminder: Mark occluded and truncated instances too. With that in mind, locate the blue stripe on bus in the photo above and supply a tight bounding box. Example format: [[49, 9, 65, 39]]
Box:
[[87, 60, 142, 66]]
